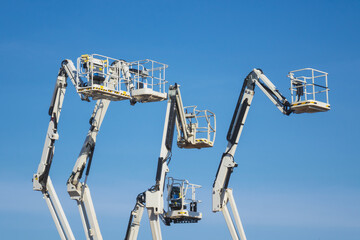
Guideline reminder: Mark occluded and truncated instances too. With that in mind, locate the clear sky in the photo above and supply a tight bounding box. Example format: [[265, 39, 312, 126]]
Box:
[[0, 0, 359, 239]]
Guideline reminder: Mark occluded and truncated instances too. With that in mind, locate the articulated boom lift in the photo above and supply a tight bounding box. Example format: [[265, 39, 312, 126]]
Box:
[[165, 177, 202, 224], [125, 84, 216, 240], [33, 54, 168, 240], [212, 68, 330, 240]]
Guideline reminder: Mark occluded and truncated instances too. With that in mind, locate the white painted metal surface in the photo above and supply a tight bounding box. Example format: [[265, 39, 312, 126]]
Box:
[[212, 68, 330, 239], [288, 68, 330, 113], [125, 84, 216, 239], [34, 54, 170, 240]]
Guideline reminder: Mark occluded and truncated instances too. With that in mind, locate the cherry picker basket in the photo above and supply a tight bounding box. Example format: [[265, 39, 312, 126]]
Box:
[[164, 177, 202, 225], [76, 54, 132, 101], [129, 59, 168, 103], [288, 68, 330, 113], [177, 106, 216, 149]]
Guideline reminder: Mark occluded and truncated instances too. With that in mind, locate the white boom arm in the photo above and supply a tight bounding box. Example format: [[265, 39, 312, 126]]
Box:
[[66, 99, 110, 240], [212, 69, 292, 240], [125, 84, 210, 240], [34, 54, 168, 240], [64, 56, 134, 240], [32, 60, 80, 240]]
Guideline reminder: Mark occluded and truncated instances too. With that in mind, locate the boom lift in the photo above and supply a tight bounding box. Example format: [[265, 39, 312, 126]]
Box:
[[125, 84, 216, 240], [33, 54, 168, 240], [212, 68, 330, 240], [33, 60, 79, 240], [165, 177, 202, 224]]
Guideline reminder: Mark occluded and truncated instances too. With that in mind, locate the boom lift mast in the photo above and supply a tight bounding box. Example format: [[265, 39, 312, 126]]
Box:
[[125, 84, 216, 240], [33, 61, 79, 240], [212, 68, 330, 240], [66, 99, 110, 240], [33, 54, 168, 240]]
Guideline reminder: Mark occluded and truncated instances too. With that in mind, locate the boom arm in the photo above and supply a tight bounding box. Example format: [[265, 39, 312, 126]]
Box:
[[34, 54, 169, 240], [66, 99, 110, 240], [212, 69, 292, 240], [125, 84, 209, 240], [32, 60, 81, 240]]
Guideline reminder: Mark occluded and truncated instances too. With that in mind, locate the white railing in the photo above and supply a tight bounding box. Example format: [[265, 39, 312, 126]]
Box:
[[166, 177, 201, 210], [288, 68, 329, 105], [76, 54, 131, 94], [129, 59, 168, 95], [184, 106, 216, 144], [75, 54, 168, 102]]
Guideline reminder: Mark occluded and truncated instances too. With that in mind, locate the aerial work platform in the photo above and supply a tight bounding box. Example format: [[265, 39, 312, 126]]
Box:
[[130, 59, 168, 103], [288, 68, 330, 114], [176, 106, 216, 149], [75, 54, 168, 103], [77, 54, 132, 101], [164, 177, 202, 225]]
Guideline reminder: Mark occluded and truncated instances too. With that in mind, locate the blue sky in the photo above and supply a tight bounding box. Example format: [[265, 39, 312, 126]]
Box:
[[0, 0, 359, 239]]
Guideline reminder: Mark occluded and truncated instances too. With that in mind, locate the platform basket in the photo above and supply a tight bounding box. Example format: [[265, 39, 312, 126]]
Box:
[[177, 106, 216, 149], [76, 54, 132, 101], [129, 59, 168, 103], [288, 68, 330, 114], [164, 177, 202, 225]]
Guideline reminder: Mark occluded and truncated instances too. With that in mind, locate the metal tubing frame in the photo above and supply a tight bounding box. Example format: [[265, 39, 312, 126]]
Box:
[[289, 68, 329, 104]]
